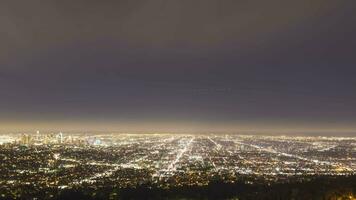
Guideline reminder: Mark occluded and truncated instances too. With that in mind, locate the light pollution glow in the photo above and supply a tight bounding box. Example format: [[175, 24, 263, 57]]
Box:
[[0, 119, 355, 136]]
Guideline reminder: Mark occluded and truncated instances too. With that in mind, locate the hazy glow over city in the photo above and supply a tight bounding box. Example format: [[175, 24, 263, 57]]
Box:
[[1, 0, 356, 199]]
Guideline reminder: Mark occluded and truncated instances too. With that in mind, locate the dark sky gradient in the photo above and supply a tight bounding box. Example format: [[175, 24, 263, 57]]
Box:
[[1, 1, 356, 133]]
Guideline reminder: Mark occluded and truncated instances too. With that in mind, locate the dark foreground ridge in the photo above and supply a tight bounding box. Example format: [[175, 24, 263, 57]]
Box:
[[1, 175, 354, 200]]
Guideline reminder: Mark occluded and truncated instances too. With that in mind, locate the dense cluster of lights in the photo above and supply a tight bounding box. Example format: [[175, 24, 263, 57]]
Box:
[[0, 133, 355, 197]]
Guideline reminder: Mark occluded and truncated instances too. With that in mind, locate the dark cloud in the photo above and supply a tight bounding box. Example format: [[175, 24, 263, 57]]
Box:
[[0, 0, 356, 131]]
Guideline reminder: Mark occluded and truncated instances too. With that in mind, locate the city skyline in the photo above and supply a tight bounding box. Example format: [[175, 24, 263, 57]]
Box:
[[1, 132, 355, 199], [1, 1, 356, 199]]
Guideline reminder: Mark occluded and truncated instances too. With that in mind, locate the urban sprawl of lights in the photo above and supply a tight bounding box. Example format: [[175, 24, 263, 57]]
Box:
[[0, 132, 355, 196]]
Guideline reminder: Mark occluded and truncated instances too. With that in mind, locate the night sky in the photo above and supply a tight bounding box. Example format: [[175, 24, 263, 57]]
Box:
[[1, 1, 356, 133]]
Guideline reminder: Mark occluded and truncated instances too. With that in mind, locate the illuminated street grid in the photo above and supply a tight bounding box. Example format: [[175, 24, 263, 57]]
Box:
[[0, 133, 355, 191]]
